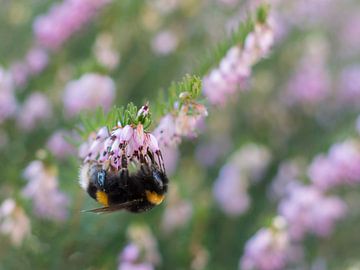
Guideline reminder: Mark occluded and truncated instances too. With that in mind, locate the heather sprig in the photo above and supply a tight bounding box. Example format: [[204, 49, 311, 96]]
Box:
[[79, 103, 152, 139]]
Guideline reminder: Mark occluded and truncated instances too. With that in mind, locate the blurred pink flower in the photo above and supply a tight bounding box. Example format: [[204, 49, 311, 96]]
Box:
[[278, 185, 346, 241], [213, 163, 250, 216], [25, 47, 49, 75], [0, 198, 31, 247], [0, 67, 17, 123], [118, 225, 161, 270], [33, 0, 110, 50], [308, 140, 360, 190], [93, 33, 120, 70], [153, 114, 180, 148], [10, 62, 29, 88], [340, 12, 360, 55], [195, 137, 231, 167], [151, 30, 179, 56], [269, 160, 302, 200], [231, 143, 272, 182], [283, 37, 330, 106], [154, 103, 207, 149], [17, 92, 52, 131], [160, 145, 179, 175], [63, 73, 116, 117], [47, 130, 76, 159], [161, 200, 192, 233], [202, 20, 274, 106], [118, 243, 154, 270], [161, 186, 192, 233], [22, 161, 70, 221], [213, 143, 271, 216], [338, 65, 360, 107], [240, 218, 291, 270]]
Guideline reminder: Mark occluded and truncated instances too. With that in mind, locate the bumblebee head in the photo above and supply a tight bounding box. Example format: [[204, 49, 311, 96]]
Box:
[[79, 162, 107, 199]]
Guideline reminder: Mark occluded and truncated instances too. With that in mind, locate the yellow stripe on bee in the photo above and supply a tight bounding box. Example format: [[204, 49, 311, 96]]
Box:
[[96, 191, 109, 206], [145, 190, 165, 205]]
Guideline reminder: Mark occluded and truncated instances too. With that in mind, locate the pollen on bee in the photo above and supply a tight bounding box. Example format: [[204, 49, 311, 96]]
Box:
[[96, 191, 109, 206], [145, 190, 164, 205]]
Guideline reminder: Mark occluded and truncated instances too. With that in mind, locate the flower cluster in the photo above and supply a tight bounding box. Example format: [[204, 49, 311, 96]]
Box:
[[213, 143, 271, 216], [161, 185, 192, 234], [0, 198, 31, 247], [9, 46, 49, 88], [22, 160, 70, 221], [282, 36, 330, 107], [47, 130, 77, 159], [308, 139, 360, 191], [338, 65, 360, 107], [151, 30, 179, 56], [268, 159, 303, 200], [0, 67, 17, 123], [81, 105, 165, 174], [153, 101, 208, 149], [16, 92, 53, 131], [93, 33, 120, 70], [278, 184, 346, 241], [63, 73, 116, 117], [118, 225, 161, 270], [240, 217, 297, 270], [33, 0, 111, 50], [202, 15, 274, 105]]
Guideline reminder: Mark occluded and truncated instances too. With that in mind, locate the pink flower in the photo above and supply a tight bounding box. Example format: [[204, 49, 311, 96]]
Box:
[[230, 143, 271, 181], [153, 114, 179, 148], [161, 186, 192, 233], [118, 225, 160, 270], [340, 12, 360, 55], [0, 67, 17, 123], [33, 0, 110, 50], [338, 65, 360, 107], [80, 107, 165, 175], [202, 20, 274, 106], [10, 62, 29, 88], [0, 198, 31, 247], [93, 33, 120, 70], [151, 30, 179, 56], [213, 163, 250, 216], [153, 103, 208, 149], [47, 130, 76, 159], [195, 137, 231, 167], [283, 37, 330, 106], [25, 47, 49, 75], [308, 140, 360, 190], [159, 144, 179, 175], [269, 160, 303, 200], [63, 73, 116, 117], [213, 143, 270, 216], [240, 218, 291, 270], [278, 185, 346, 241], [17, 92, 52, 131], [22, 161, 70, 221]]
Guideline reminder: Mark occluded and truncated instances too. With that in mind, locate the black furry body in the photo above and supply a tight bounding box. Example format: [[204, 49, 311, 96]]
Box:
[[86, 163, 168, 213]]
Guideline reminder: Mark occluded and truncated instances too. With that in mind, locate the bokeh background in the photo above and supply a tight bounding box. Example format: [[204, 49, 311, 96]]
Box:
[[1, 0, 360, 269]]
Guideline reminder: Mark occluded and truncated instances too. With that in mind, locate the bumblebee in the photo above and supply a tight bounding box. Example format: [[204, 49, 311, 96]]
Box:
[[79, 161, 169, 213]]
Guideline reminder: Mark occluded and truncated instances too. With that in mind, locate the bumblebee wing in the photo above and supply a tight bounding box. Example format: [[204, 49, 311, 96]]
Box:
[[81, 199, 141, 214]]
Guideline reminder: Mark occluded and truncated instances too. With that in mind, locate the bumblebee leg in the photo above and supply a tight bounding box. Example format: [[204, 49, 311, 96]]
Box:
[[119, 150, 129, 187]]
